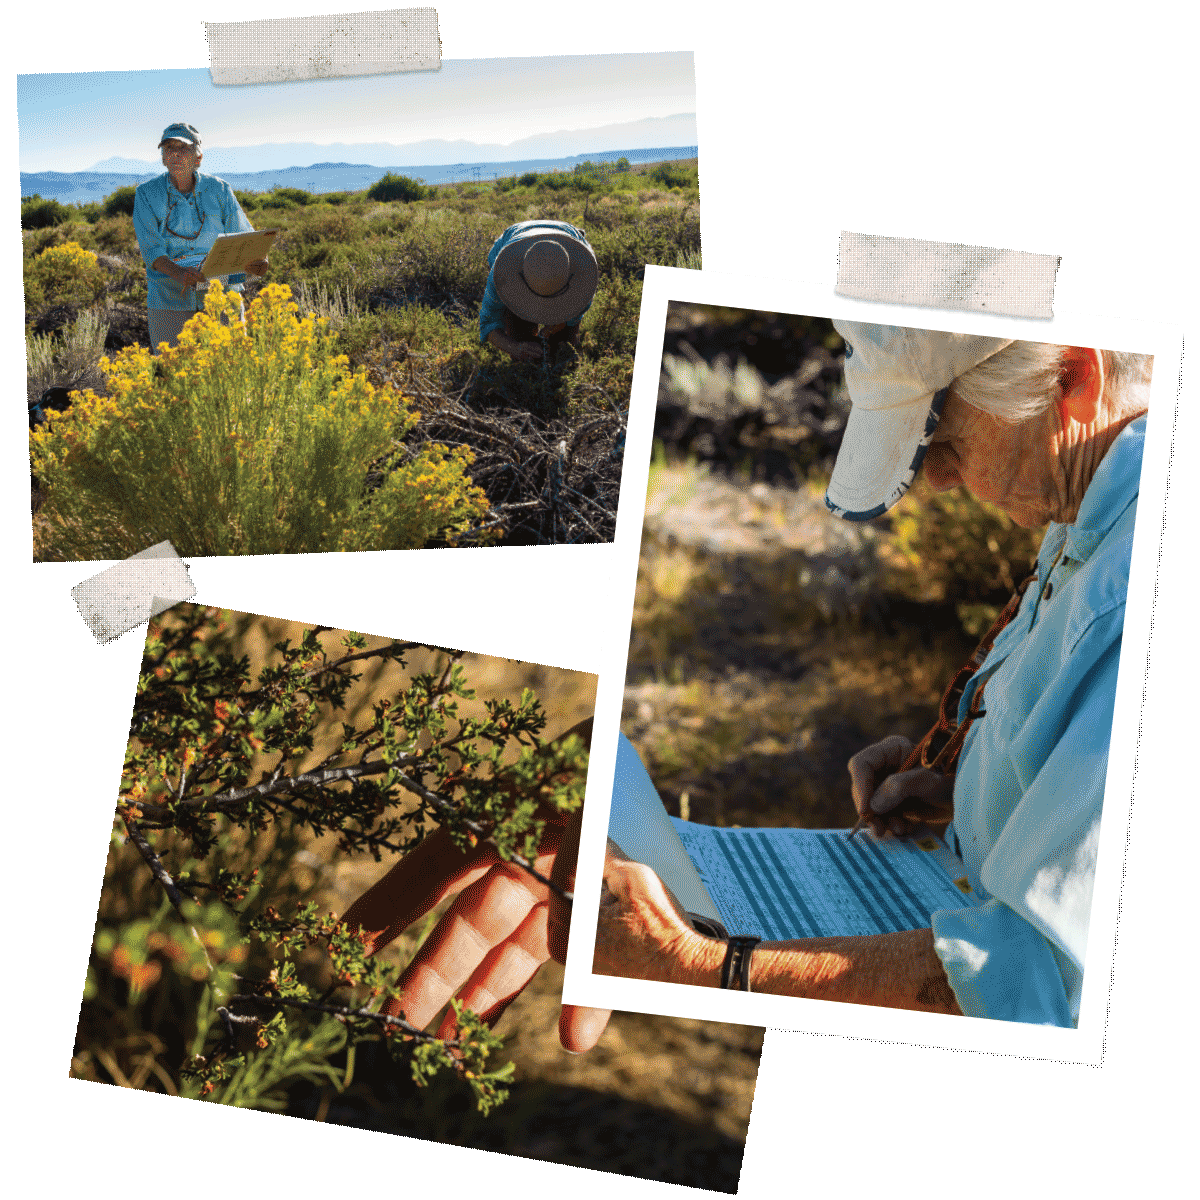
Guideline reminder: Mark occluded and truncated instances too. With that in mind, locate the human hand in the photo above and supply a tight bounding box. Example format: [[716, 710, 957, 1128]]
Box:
[[509, 339, 544, 363], [174, 266, 207, 290], [338, 719, 611, 1054], [847, 735, 954, 839], [593, 841, 723, 987], [244, 258, 269, 277]]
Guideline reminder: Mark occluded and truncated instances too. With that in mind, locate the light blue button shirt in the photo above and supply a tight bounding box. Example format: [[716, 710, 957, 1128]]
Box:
[[133, 172, 254, 311], [478, 220, 593, 342], [932, 415, 1146, 1027]]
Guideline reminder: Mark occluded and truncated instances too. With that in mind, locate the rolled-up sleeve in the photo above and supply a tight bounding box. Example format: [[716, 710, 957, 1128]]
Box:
[[479, 271, 506, 342], [132, 181, 167, 271]]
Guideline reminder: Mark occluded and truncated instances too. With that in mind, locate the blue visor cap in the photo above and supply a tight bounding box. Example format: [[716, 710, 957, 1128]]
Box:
[[158, 123, 202, 148]]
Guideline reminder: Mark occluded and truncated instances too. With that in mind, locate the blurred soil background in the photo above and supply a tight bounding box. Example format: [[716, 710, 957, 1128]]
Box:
[[625, 303, 1046, 830], [74, 611, 762, 1193]]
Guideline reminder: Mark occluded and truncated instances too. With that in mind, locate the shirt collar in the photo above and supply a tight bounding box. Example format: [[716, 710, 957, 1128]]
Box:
[[165, 171, 203, 198]]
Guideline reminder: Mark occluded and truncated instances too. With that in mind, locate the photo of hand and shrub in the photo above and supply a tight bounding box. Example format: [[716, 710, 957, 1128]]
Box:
[[76, 603, 761, 1192]]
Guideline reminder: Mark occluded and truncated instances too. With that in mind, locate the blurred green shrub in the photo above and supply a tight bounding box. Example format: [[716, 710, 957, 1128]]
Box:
[[274, 186, 313, 205], [21, 193, 72, 229], [882, 477, 1046, 634]]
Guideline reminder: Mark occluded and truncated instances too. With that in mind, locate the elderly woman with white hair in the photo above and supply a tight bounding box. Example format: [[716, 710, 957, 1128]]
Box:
[[590, 324, 1152, 1026], [331, 323, 1151, 1048], [132, 123, 270, 351]]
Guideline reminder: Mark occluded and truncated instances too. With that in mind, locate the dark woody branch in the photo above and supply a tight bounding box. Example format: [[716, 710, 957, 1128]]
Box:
[[132, 753, 574, 902]]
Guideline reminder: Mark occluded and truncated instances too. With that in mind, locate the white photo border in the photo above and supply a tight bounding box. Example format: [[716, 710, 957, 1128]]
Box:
[[562, 264, 1183, 1066]]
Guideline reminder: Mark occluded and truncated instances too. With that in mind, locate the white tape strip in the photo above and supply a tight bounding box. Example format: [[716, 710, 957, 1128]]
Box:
[[71, 541, 197, 645], [206, 9, 441, 85], [836, 231, 1061, 319]]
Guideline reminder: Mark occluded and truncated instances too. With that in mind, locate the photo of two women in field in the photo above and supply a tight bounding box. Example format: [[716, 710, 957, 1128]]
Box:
[[22, 59, 700, 559]]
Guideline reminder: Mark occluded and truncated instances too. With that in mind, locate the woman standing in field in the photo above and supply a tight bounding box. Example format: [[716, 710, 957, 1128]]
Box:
[[479, 220, 599, 362], [132, 123, 270, 350]]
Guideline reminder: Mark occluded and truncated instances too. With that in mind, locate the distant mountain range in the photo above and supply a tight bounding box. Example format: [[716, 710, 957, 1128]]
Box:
[[22, 145, 699, 207], [82, 113, 697, 175]]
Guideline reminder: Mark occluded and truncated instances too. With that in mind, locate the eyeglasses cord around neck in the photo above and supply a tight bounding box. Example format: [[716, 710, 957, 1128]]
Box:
[[165, 186, 205, 241]]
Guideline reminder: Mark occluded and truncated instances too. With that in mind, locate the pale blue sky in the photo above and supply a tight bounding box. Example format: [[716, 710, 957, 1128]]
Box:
[[18, 53, 695, 172]]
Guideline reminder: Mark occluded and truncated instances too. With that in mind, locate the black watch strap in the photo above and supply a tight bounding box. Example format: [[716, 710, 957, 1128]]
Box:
[[719, 935, 762, 991]]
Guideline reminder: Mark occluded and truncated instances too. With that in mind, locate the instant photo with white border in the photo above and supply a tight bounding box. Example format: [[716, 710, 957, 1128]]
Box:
[[562, 265, 1182, 1067]]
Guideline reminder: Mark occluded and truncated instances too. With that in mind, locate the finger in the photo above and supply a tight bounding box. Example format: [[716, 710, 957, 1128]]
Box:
[[870, 767, 950, 815], [848, 736, 913, 814], [559, 1005, 612, 1053], [432, 901, 551, 1040], [386, 855, 553, 1031], [547, 806, 585, 964], [340, 825, 503, 955]]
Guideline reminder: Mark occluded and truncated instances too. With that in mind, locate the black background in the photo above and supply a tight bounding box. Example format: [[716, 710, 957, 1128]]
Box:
[[28, 9, 1180, 1180]]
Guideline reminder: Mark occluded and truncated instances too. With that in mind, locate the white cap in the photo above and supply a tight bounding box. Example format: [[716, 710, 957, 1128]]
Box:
[[825, 321, 1015, 520]]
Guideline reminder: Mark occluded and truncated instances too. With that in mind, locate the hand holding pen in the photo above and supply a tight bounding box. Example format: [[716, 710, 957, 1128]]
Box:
[[846, 735, 955, 840]]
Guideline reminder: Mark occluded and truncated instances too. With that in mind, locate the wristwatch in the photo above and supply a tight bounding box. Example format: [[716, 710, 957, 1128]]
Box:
[[687, 914, 761, 991]]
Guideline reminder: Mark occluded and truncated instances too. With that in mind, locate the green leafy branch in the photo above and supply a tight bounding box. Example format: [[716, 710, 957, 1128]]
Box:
[[109, 604, 587, 1113]]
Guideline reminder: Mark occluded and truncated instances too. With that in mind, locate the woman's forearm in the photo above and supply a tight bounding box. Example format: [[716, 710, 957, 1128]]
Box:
[[151, 255, 181, 281], [658, 927, 963, 1015]]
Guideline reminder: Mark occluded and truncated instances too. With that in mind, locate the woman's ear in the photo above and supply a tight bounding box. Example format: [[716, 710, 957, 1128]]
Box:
[[1058, 347, 1104, 426]]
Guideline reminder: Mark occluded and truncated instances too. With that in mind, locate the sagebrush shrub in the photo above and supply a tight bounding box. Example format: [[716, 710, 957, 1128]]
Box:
[[25, 306, 110, 404], [93, 215, 140, 258], [31, 282, 493, 559], [21, 193, 72, 229], [367, 173, 426, 203], [584, 275, 642, 360]]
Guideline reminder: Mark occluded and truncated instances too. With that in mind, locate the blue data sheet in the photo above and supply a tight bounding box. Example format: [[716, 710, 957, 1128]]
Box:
[[669, 821, 979, 940]]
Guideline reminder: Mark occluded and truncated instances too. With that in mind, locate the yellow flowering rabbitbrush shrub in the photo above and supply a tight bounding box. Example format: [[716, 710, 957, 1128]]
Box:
[[31, 282, 492, 559], [23, 239, 108, 314]]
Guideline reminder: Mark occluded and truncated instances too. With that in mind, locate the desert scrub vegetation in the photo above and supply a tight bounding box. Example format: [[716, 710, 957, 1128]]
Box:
[[30, 283, 490, 558], [24, 158, 700, 549]]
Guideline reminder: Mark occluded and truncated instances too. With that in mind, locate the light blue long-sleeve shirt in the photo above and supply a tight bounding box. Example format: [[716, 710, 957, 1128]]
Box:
[[932, 415, 1146, 1027], [132, 172, 254, 311], [478, 220, 593, 342]]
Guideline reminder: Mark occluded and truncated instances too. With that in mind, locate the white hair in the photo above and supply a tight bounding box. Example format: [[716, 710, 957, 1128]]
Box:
[[949, 341, 1153, 424]]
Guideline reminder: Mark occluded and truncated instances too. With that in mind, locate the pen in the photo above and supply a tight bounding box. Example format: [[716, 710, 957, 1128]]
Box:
[[847, 813, 870, 839]]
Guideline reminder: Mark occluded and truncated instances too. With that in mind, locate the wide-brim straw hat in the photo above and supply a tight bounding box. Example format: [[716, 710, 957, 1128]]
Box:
[[825, 320, 1015, 521], [492, 227, 598, 325]]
